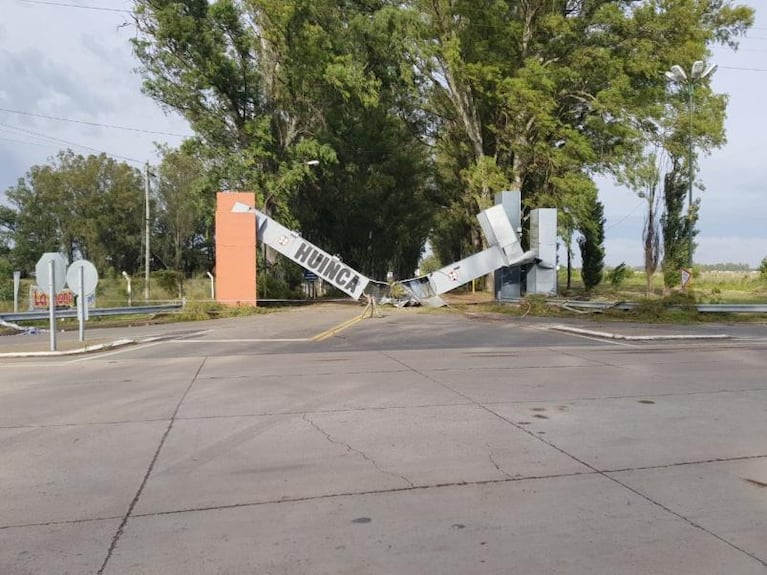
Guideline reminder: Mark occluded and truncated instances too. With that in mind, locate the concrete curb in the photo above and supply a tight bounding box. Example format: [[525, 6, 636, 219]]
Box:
[[0, 335, 170, 359], [548, 324, 731, 341]]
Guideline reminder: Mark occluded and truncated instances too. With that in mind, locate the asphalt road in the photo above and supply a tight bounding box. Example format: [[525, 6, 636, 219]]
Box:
[[1, 306, 767, 574]]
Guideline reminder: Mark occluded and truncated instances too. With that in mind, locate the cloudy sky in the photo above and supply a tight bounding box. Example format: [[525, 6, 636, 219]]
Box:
[[1, 0, 764, 268]]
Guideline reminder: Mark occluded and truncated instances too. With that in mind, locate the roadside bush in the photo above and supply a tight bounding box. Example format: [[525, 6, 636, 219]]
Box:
[[0, 279, 11, 303], [0, 258, 13, 302], [419, 254, 441, 275], [175, 301, 265, 321], [624, 292, 699, 322], [608, 263, 631, 288], [153, 269, 185, 298]]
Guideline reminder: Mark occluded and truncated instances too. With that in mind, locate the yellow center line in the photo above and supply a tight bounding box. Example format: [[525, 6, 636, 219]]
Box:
[[311, 315, 364, 342]]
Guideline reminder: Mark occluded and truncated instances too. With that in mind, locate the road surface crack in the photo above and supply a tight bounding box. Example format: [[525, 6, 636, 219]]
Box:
[[487, 444, 513, 479], [302, 413, 414, 488], [97, 357, 208, 575]]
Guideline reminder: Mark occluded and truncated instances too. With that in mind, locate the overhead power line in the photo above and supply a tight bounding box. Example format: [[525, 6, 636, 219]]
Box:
[[719, 65, 767, 72], [0, 121, 143, 165], [605, 200, 644, 232], [0, 135, 63, 150], [18, 0, 131, 13], [0, 107, 192, 138]]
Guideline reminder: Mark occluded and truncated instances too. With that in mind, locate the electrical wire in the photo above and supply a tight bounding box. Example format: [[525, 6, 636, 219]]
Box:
[[719, 65, 767, 72], [0, 121, 143, 164], [0, 135, 64, 149], [17, 0, 131, 13], [0, 107, 191, 138], [604, 200, 644, 232]]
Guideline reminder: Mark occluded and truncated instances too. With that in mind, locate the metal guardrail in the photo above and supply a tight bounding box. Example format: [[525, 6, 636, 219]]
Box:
[[0, 303, 184, 323], [553, 301, 767, 314], [693, 303, 767, 313], [4, 299, 766, 323]]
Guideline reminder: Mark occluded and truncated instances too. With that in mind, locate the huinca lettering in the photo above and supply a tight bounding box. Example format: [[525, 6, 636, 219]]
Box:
[[295, 241, 354, 288], [316, 256, 330, 274], [294, 242, 312, 264], [252, 210, 370, 298], [309, 251, 326, 270], [324, 260, 342, 281], [345, 275, 360, 293], [337, 268, 351, 284]]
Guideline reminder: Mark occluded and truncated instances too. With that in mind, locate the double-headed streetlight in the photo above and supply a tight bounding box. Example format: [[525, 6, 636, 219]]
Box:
[[665, 60, 717, 267]]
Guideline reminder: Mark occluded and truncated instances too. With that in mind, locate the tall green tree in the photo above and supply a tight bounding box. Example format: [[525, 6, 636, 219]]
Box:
[[0, 206, 14, 301], [287, 2, 435, 277], [659, 70, 728, 279], [131, 0, 361, 206], [132, 0, 433, 278], [618, 149, 665, 294], [292, 104, 433, 278], [0, 205, 16, 263], [405, 0, 751, 262], [154, 145, 215, 273], [4, 151, 144, 275], [661, 158, 695, 290], [578, 194, 606, 292], [130, 0, 753, 284]]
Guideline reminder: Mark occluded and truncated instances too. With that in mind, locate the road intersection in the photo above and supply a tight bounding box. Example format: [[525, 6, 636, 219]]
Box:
[[1, 306, 766, 574]]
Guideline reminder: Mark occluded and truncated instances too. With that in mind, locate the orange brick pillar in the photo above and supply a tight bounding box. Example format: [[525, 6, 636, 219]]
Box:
[[215, 192, 258, 306]]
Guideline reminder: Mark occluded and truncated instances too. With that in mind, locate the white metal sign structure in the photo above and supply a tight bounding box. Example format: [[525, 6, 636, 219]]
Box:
[[66, 260, 100, 341], [232, 203, 370, 299], [66, 260, 99, 295], [32, 254, 102, 349], [35, 252, 67, 294], [36, 252, 67, 351], [232, 199, 552, 303], [427, 204, 537, 296]]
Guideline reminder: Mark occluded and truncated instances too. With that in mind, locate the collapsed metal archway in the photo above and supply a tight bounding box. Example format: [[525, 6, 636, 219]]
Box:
[[232, 199, 556, 306]]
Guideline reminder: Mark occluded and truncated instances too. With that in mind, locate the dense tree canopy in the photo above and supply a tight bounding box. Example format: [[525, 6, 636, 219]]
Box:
[[131, 0, 434, 277], [0, 0, 754, 294], [415, 0, 751, 256], [5, 151, 145, 275], [154, 145, 215, 274]]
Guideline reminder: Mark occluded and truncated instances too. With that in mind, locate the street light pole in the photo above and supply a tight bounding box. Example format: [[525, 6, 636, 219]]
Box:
[[686, 81, 694, 267], [665, 61, 717, 268]]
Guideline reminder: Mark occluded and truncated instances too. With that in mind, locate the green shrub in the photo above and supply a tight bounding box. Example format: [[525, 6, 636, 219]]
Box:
[[153, 269, 185, 298], [622, 292, 699, 322], [608, 263, 630, 288], [419, 254, 441, 275], [0, 256, 12, 301]]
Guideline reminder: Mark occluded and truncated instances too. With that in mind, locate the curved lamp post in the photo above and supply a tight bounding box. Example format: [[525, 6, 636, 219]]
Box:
[[665, 61, 717, 267]]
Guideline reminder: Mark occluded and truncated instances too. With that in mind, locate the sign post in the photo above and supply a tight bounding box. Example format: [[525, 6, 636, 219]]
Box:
[[78, 266, 85, 341], [48, 260, 57, 351], [681, 268, 693, 290], [66, 260, 99, 342], [36, 253, 66, 351], [13, 271, 20, 313]]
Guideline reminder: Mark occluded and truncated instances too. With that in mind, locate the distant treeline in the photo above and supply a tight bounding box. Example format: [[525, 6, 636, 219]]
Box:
[[617, 263, 754, 273], [696, 263, 753, 272]]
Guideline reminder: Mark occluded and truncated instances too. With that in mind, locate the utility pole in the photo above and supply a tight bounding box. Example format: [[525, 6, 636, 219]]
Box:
[[144, 162, 151, 300]]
